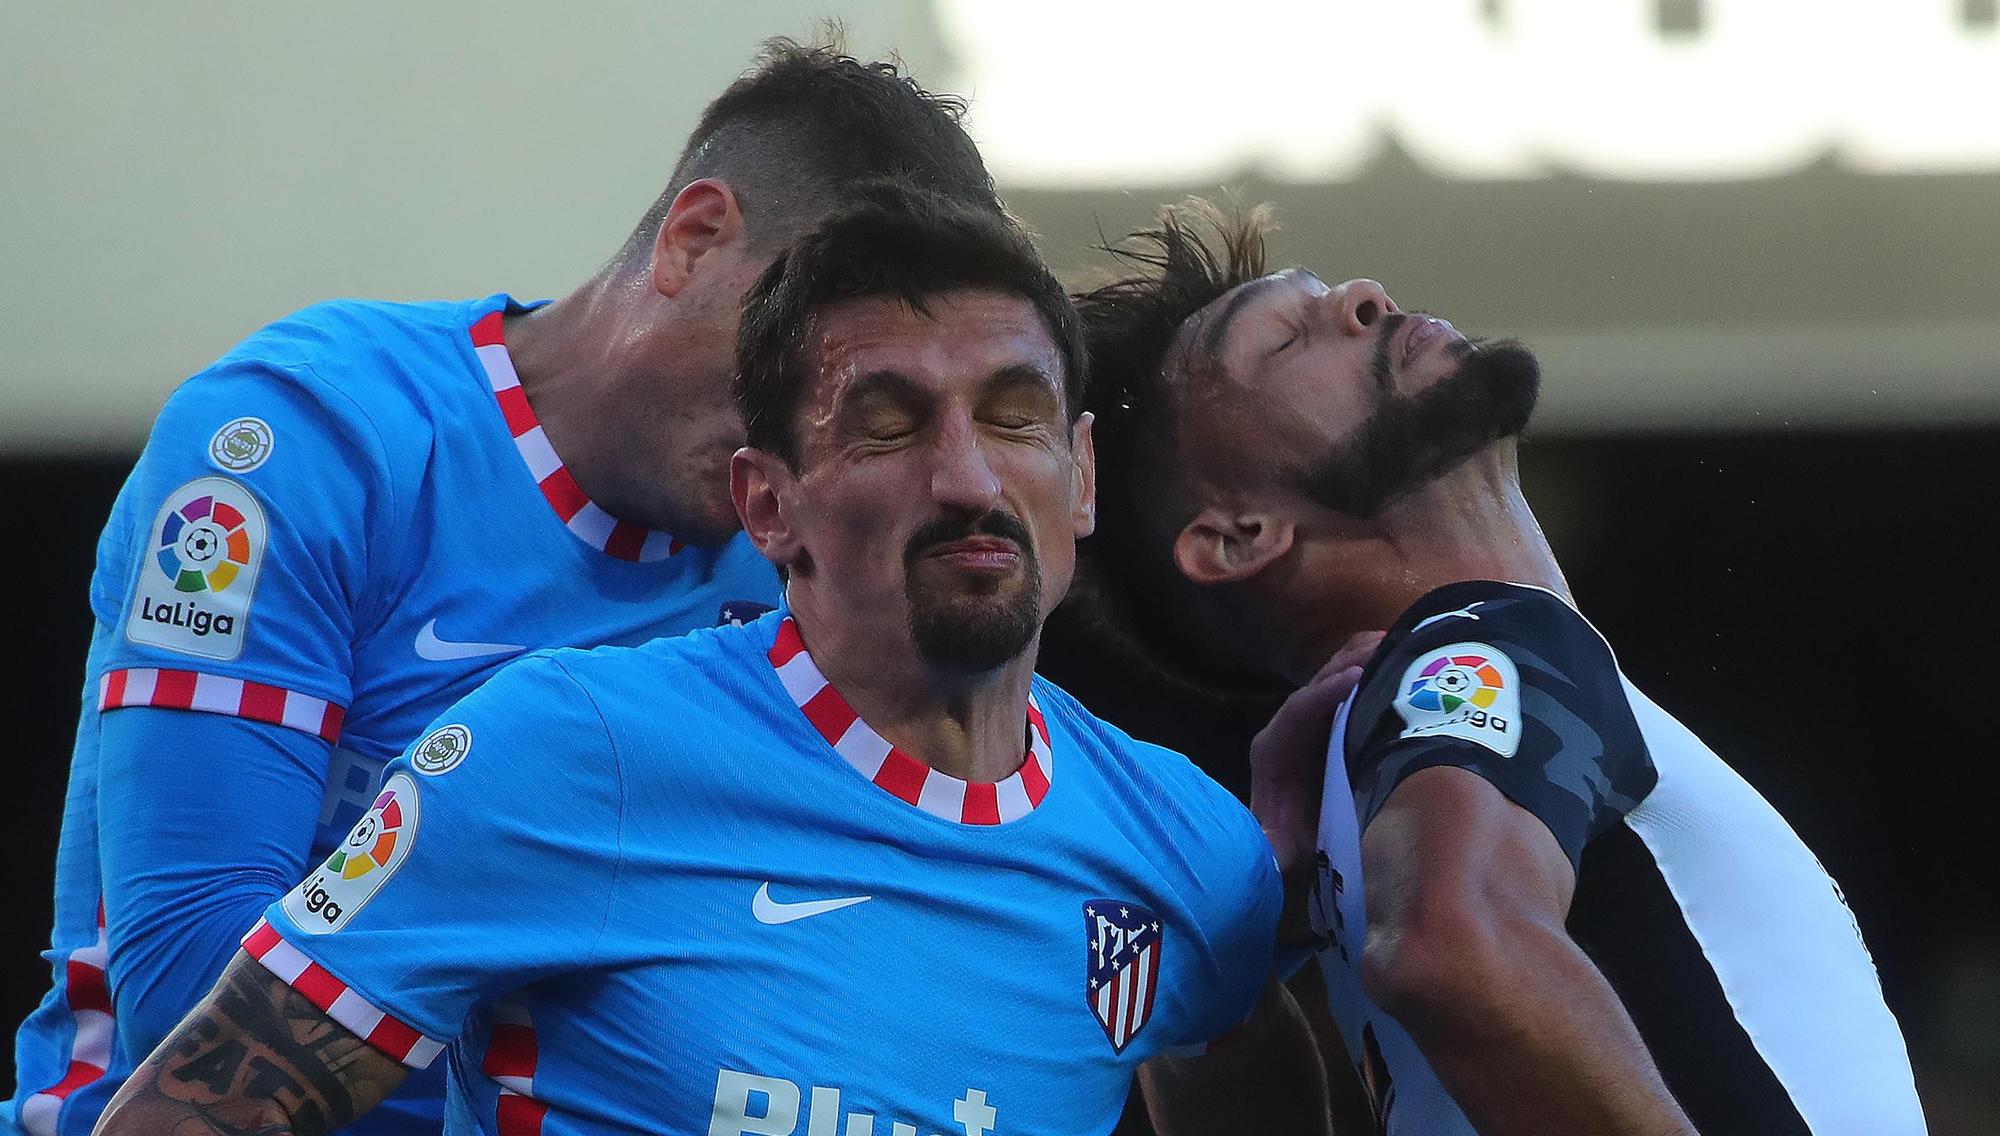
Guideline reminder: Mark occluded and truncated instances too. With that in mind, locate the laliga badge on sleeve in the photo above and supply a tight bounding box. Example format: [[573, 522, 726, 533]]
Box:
[[1392, 642, 1522, 758], [284, 772, 419, 934], [126, 477, 267, 661]]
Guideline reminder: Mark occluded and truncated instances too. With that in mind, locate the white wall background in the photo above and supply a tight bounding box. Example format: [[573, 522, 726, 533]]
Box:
[[5, 1, 1998, 453]]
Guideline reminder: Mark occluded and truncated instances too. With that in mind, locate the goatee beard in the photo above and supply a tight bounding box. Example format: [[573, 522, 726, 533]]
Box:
[[904, 511, 1044, 673]]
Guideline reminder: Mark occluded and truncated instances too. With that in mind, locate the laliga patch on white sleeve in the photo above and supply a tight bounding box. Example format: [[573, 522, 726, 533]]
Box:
[[1392, 642, 1522, 758], [126, 477, 267, 660]]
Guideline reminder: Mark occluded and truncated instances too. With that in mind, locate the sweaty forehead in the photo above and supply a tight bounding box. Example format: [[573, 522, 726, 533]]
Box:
[[1173, 269, 1328, 381], [814, 290, 1059, 385]]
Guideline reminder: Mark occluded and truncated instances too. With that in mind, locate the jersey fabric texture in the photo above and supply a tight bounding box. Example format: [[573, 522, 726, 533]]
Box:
[[8, 296, 780, 1136], [252, 614, 1281, 1136], [1309, 581, 1925, 1136]]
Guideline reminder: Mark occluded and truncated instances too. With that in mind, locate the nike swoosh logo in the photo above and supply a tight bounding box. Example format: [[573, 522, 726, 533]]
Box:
[[1411, 602, 1486, 633], [751, 882, 871, 925], [414, 619, 527, 662]]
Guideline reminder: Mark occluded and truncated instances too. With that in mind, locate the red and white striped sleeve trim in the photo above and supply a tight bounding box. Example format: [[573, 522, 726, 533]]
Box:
[[99, 668, 344, 743], [768, 617, 1054, 825], [241, 919, 445, 1068], [469, 311, 681, 563], [482, 1003, 548, 1136], [18, 903, 114, 1136]]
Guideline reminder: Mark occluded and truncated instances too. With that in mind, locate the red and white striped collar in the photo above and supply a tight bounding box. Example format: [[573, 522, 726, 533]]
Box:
[[767, 617, 1054, 825], [469, 310, 682, 563]]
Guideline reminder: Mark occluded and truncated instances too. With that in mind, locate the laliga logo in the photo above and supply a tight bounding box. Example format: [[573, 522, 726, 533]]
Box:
[[139, 490, 255, 638], [1405, 653, 1510, 735], [288, 777, 414, 933]]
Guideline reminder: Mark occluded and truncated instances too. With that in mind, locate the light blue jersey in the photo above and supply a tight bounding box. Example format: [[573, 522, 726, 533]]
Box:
[[251, 614, 1280, 1136], [9, 296, 779, 1136]]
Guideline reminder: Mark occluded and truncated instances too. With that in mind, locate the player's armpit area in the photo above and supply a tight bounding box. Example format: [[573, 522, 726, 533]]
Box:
[[97, 951, 408, 1136]]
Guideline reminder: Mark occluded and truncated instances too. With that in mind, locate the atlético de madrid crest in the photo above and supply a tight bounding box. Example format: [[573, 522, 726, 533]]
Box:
[[1085, 899, 1163, 1052]]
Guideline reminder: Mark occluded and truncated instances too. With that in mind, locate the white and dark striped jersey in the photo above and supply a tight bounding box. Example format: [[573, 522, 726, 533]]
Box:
[[1309, 580, 1926, 1136]]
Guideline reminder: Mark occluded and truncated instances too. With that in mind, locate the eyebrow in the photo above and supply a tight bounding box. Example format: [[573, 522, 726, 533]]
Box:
[[838, 362, 1063, 415], [1198, 275, 1287, 360], [982, 362, 1064, 402]]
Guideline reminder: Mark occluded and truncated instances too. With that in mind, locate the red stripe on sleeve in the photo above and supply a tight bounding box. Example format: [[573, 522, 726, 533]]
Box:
[[539, 468, 588, 522], [64, 961, 111, 1015], [290, 964, 346, 1013], [242, 920, 281, 958], [494, 385, 537, 436], [237, 681, 288, 727], [102, 669, 130, 709], [604, 522, 647, 562], [319, 703, 346, 743], [961, 781, 1000, 825], [366, 1016, 424, 1063], [496, 1093, 548, 1136], [482, 1023, 539, 1079], [150, 670, 198, 710], [873, 750, 929, 805], [799, 685, 859, 746], [470, 311, 507, 348], [1019, 752, 1051, 805], [43, 1061, 107, 1100]]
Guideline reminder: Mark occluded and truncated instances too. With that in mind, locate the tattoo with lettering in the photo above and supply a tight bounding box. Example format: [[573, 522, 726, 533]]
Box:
[[97, 952, 409, 1136]]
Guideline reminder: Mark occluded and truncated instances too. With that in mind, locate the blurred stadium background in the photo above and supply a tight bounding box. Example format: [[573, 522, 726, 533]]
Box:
[[4, 2, 1993, 1129]]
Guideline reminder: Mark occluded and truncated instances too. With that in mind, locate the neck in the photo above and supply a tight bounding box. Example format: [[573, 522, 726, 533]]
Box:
[[787, 594, 1040, 784], [1280, 450, 1570, 684], [502, 267, 666, 526]]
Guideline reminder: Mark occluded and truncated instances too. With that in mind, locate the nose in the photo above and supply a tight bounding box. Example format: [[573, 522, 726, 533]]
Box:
[[1325, 279, 1399, 337], [929, 418, 1003, 516]]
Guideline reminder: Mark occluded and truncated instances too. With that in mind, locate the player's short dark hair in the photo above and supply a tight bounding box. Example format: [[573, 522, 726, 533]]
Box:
[[617, 36, 999, 262], [1070, 198, 1282, 697], [735, 179, 1087, 469]]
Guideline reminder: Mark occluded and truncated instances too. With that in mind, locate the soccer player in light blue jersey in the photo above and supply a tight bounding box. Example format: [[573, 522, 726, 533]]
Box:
[[7, 42, 1007, 1136], [94, 182, 1313, 1136]]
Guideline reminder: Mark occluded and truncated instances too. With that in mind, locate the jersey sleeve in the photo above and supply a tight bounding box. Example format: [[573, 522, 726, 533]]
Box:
[[97, 706, 327, 1058], [1163, 770, 1284, 1052], [91, 353, 401, 738], [1347, 584, 1659, 871], [250, 653, 623, 1066]]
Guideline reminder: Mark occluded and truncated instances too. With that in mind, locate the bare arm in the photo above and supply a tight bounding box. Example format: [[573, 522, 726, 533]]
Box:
[[1138, 977, 1333, 1136], [1359, 766, 1695, 1136], [95, 951, 408, 1136]]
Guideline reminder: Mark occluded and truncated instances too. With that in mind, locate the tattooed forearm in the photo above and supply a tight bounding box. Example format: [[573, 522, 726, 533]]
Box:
[[97, 952, 409, 1136]]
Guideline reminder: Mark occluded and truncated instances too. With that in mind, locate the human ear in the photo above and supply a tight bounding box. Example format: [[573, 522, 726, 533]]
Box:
[[731, 446, 802, 567], [1172, 506, 1295, 586], [650, 179, 746, 299], [1070, 412, 1097, 539]]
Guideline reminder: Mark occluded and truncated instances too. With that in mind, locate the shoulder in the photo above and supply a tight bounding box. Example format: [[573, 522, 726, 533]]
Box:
[[1385, 581, 1615, 669], [528, 618, 770, 735], [1032, 676, 1264, 851], [1362, 581, 1624, 732], [194, 296, 499, 427], [148, 295, 511, 516]]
